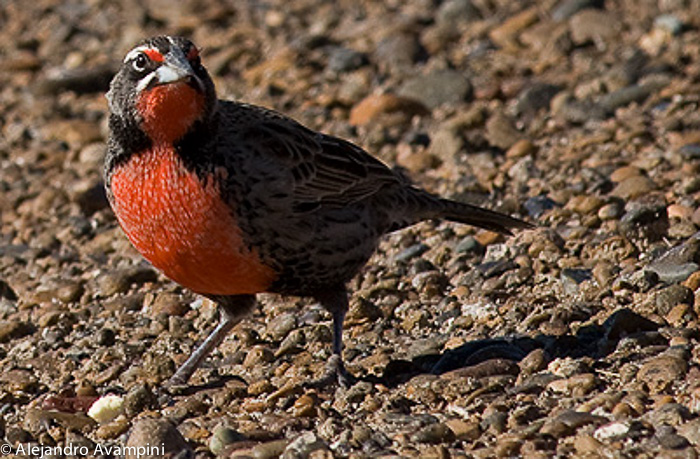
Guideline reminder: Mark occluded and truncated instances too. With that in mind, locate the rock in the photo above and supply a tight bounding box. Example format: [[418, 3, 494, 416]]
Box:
[[126, 418, 191, 459], [349, 93, 429, 126], [282, 431, 330, 458], [611, 175, 657, 199], [524, 195, 558, 218], [489, 7, 539, 49], [151, 292, 189, 316], [397, 69, 472, 109], [647, 235, 700, 283], [486, 112, 523, 150], [541, 410, 607, 438], [637, 355, 688, 394], [436, 0, 481, 26], [0, 321, 34, 343], [515, 83, 561, 115], [326, 46, 367, 73], [266, 312, 297, 341], [654, 284, 694, 316], [209, 425, 246, 455], [552, 0, 604, 22], [411, 422, 455, 444], [569, 9, 619, 46], [677, 418, 700, 447], [620, 195, 668, 241], [602, 309, 659, 342], [374, 34, 424, 73]]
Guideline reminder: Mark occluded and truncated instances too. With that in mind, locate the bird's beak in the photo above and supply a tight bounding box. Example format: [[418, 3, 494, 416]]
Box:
[[153, 52, 203, 92]]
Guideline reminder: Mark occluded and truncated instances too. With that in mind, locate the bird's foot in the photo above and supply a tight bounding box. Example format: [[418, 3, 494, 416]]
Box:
[[305, 354, 356, 389]]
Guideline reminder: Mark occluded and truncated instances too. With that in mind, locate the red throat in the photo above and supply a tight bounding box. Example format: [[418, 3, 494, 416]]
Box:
[[137, 82, 205, 144]]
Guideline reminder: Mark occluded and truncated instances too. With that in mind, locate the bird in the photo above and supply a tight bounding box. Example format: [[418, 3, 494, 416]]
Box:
[[104, 35, 532, 388]]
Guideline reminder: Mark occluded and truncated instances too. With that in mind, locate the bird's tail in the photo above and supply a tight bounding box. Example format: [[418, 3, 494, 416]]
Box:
[[434, 198, 533, 235]]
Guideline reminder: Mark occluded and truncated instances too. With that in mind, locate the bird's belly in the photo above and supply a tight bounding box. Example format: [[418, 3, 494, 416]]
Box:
[[109, 147, 277, 295]]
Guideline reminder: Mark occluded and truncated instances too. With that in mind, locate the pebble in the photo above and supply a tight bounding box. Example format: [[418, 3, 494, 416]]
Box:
[[637, 355, 688, 394], [569, 9, 620, 46], [486, 112, 523, 150], [374, 33, 424, 73], [126, 418, 191, 459], [0, 321, 33, 343], [397, 69, 472, 109], [326, 46, 367, 73], [654, 284, 694, 316], [151, 292, 189, 316], [349, 93, 429, 126], [552, 0, 603, 22], [209, 425, 247, 455], [515, 83, 561, 115], [611, 175, 657, 199], [282, 431, 330, 458], [411, 422, 455, 444], [540, 410, 607, 438], [266, 312, 297, 341]]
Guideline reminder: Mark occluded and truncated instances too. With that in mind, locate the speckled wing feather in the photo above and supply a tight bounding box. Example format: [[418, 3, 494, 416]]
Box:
[[231, 105, 403, 210]]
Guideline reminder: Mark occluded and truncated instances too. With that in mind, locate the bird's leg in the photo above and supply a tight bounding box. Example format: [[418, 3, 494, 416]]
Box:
[[167, 294, 255, 387], [306, 287, 355, 388]]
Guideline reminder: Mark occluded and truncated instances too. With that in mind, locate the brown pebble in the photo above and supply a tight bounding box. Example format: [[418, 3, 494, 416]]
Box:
[[151, 292, 189, 316], [349, 93, 429, 126]]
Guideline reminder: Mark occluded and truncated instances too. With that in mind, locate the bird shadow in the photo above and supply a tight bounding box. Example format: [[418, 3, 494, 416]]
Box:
[[368, 307, 661, 388]]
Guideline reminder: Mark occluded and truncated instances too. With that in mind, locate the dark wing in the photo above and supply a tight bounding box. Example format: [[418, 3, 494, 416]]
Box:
[[239, 113, 402, 210]]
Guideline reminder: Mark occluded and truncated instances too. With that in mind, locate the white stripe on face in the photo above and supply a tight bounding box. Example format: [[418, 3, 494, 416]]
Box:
[[124, 46, 152, 63]]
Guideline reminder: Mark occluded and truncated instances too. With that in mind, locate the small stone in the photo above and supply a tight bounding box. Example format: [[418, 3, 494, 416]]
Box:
[[598, 202, 623, 220], [573, 434, 608, 456], [677, 418, 700, 447], [552, 0, 603, 22], [123, 385, 156, 418], [243, 346, 275, 367], [1, 369, 38, 393], [506, 139, 537, 159], [489, 7, 539, 48], [266, 312, 297, 341], [152, 292, 189, 317], [610, 165, 642, 183], [541, 410, 607, 438], [654, 14, 684, 35], [282, 431, 330, 458], [611, 175, 656, 200], [411, 422, 456, 444], [436, 0, 481, 26], [126, 418, 191, 459], [349, 93, 428, 126], [569, 9, 619, 46], [524, 195, 558, 218], [486, 112, 523, 150], [519, 348, 547, 375], [374, 34, 423, 73], [515, 83, 561, 115], [291, 394, 317, 418], [209, 425, 246, 456], [250, 439, 290, 458], [397, 69, 472, 109], [445, 419, 481, 441], [637, 355, 688, 394], [326, 47, 366, 73], [0, 321, 34, 343], [654, 284, 694, 316]]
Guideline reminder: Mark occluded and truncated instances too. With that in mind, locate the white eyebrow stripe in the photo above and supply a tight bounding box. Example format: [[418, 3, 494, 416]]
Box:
[[124, 46, 153, 63]]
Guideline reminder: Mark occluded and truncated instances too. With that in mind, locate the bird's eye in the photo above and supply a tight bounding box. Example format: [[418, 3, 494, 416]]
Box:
[[132, 53, 148, 72]]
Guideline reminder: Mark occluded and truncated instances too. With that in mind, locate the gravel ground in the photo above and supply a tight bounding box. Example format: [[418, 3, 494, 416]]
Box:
[[2, 0, 700, 457]]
